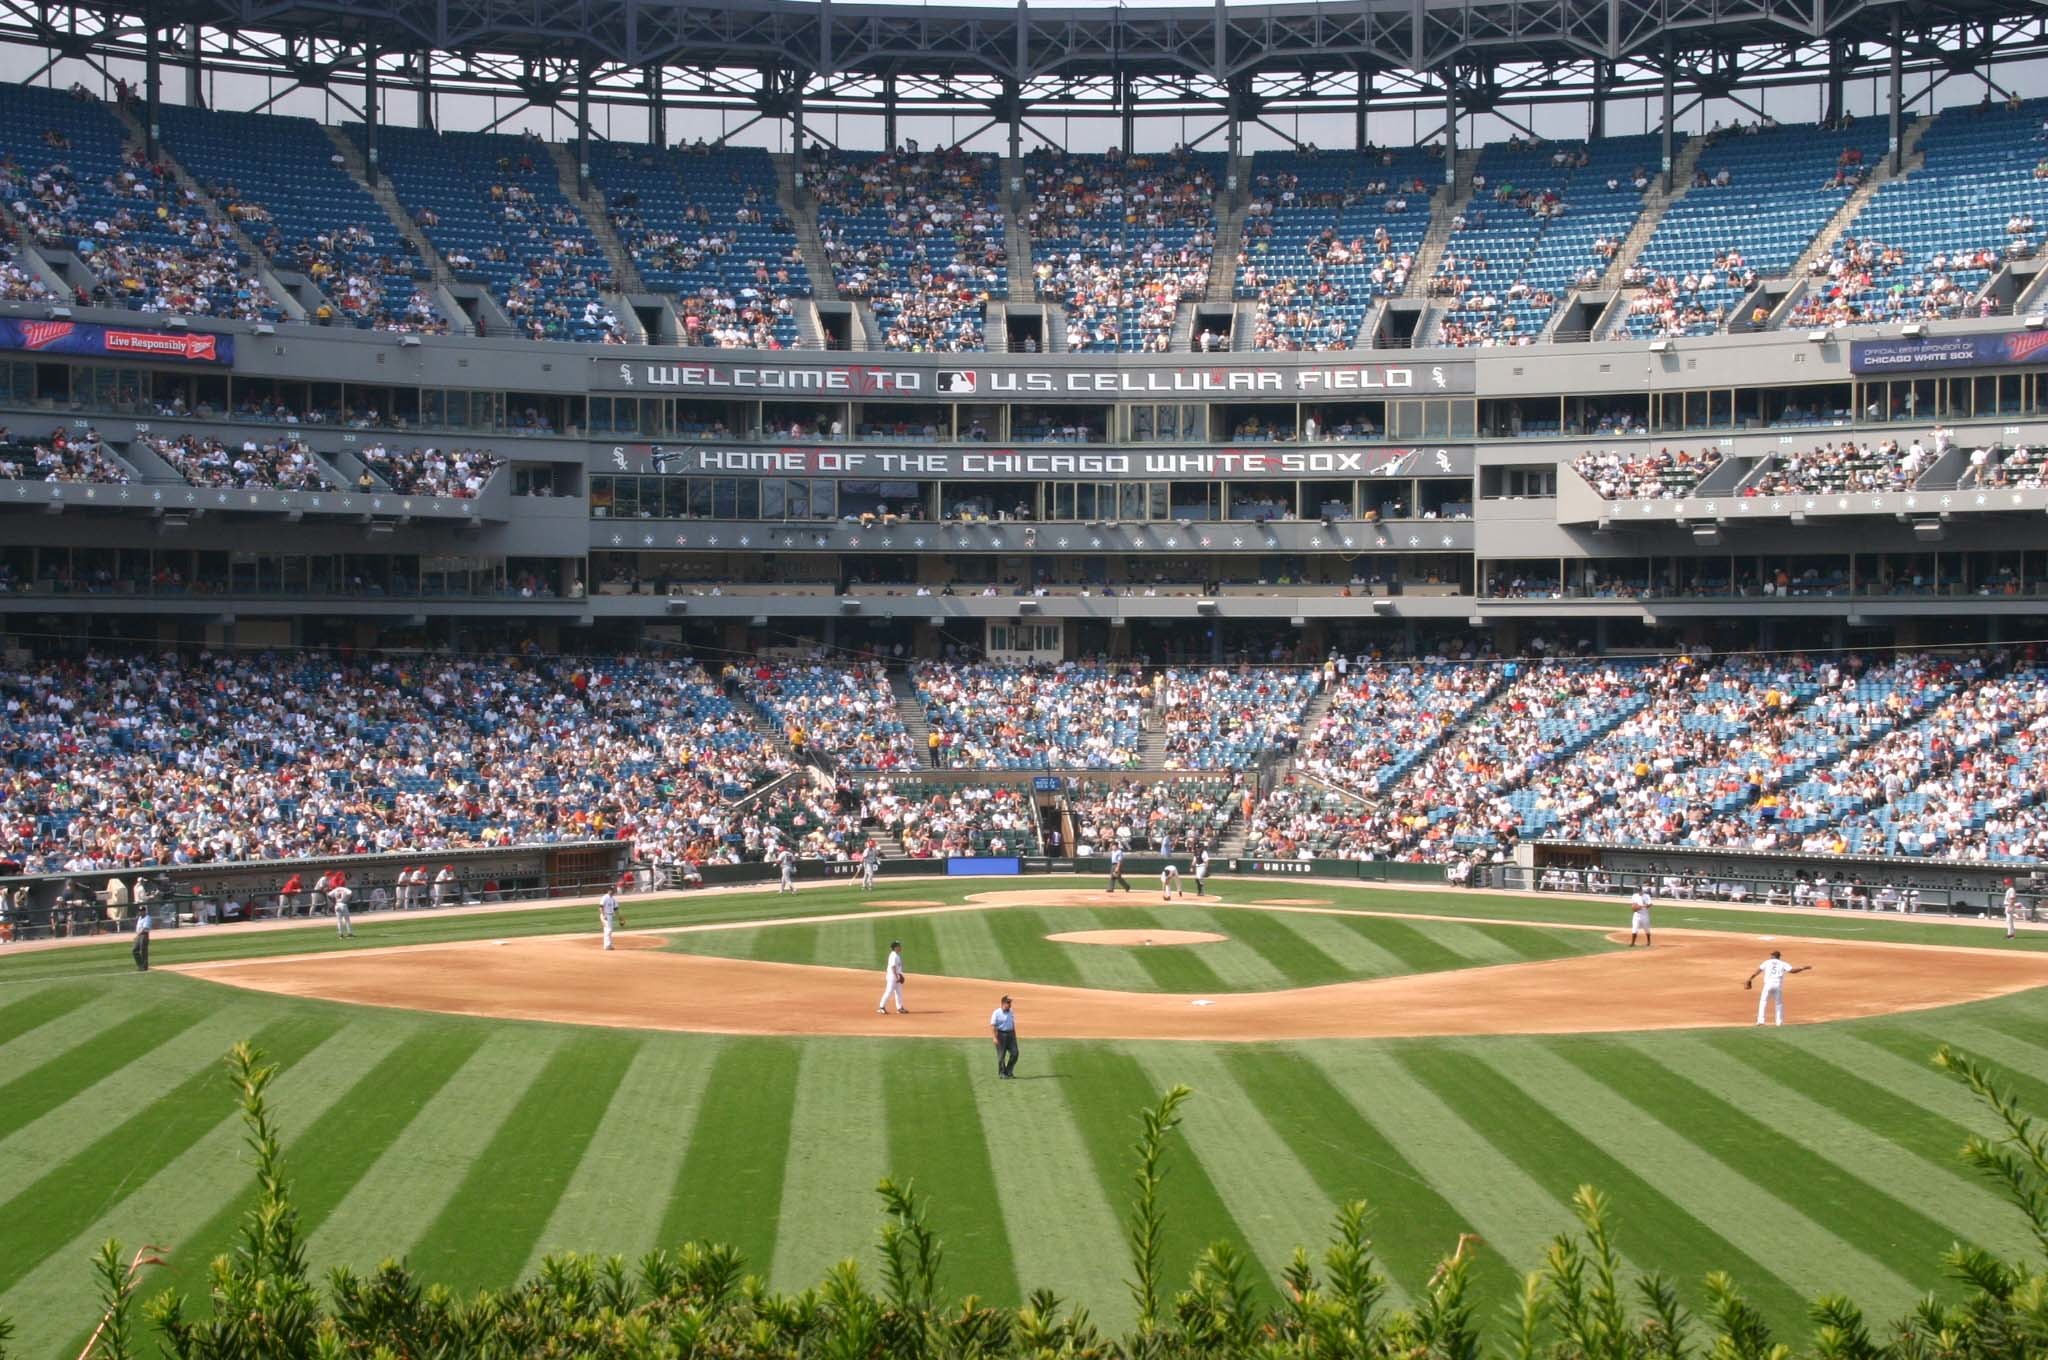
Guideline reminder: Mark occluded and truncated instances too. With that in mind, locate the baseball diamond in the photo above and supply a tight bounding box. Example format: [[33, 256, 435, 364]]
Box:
[[3, 876, 2048, 1356]]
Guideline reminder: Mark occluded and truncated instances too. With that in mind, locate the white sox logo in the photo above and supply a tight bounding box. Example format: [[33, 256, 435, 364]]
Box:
[[1435, 449, 1453, 472], [617, 364, 633, 386], [611, 447, 630, 470], [1430, 366, 1447, 388]]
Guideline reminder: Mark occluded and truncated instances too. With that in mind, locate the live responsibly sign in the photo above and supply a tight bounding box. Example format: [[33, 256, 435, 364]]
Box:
[[592, 357, 1474, 397]]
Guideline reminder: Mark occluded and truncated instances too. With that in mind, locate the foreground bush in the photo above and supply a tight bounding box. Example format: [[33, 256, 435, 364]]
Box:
[[18, 1041, 2048, 1359]]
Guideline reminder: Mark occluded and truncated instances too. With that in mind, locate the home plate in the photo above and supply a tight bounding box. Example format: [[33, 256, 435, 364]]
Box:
[[1191, 999, 1214, 1007]]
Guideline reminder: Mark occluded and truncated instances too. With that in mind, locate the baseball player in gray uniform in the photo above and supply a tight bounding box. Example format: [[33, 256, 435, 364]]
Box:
[[329, 883, 354, 938], [779, 848, 797, 894], [860, 841, 880, 891], [599, 888, 620, 949]]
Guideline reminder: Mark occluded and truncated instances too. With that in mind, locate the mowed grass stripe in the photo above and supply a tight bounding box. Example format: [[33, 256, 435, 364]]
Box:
[[147, 1023, 491, 1306], [1225, 1046, 1518, 1307], [1514, 1042, 1927, 1310], [305, 1031, 563, 1277], [406, 1031, 640, 1289], [1306, 1047, 1608, 1273], [0, 1000, 216, 1142], [0, 1010, 341, 1297], [1396, 1045, 1809, 1323], [1681, 1034, 2015, 1220], [662, 1039, 801, 1276], [883, 1045, 1020, 1304], [26, 1020, 410, 1360], [523, 1038, 720, 1277], [1107, 910, 1233, 994], [1056, 914, 1160, 992], [886, 915, 948, 985], [1155, 909, 1295, 991], [1806, 1029, 2030, 1129], [919, 908, 1008, 982], [0, 981, 101, 1045], [770, 1041, 889, 1291], [1447, 920, 1609, 965], [977, 1046, 1130, 1325], [0, 998, 278, 1201], [985, 909, 1086, 988], [1207, 911, 1354, 990], [1265, 912, 1417, 979], [1324, 917, 1469, 975], [1056, 1047, 1277, 1304], [1850, 1024, 2048, 1114], [1138, 1047, 1367, 1301]]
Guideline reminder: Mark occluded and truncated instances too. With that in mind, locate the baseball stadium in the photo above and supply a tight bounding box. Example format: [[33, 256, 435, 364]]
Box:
[[5, 0, 2048, 1349]]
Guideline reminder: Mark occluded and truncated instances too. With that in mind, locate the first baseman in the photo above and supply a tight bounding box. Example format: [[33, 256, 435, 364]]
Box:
[[1628, 887, 1652, 947], [2005, 881, 2019, 940], [877, 939, 907, 1013], [1745, 950, 1811, 1026], [779, 848, 797, 894], [860, 841, 880, 891]]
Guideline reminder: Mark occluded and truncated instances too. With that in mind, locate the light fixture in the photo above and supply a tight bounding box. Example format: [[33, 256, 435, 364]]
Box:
[[2026, 314, 2046, 330], [749, 614, 769, 627], [1912, 518, 1944, 541], [839, 597, 861, 611], [254, 323, 276, 336], [1019, 600, 1041, 614], [1806, 328, 1830, 343], [46, 305, 71, 319], [1789, 512, 1808, 526], [1692, 525, 1721, 545], [666, 598, 688, 613], [1901, 322, 1926, 339], [1288, 615, 1307, 628], [400, 335, 423, 347], [1649, 338, 1672, 354], [1196, 599, 1219, 614], [165, 316, 188, 330], [1371, 599, 1394, 614]]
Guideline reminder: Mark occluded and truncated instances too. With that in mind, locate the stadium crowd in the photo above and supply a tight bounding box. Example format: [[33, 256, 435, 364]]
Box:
[[0, 425, 129, 483], [357, 444, 503, 498], [912, 660, 1148, 769]]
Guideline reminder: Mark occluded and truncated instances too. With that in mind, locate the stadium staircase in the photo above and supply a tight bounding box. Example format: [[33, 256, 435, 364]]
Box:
[[543, 141, 654, 344], [1205, 182, 1248, 303], [775, 154, 841, 302], [1596, 134, 1709, 293], [1794, 116, 1928, 278], [1401, 146, 1481, 299], [0, 203, 71, 297], [1169, 303, 1197, 351], [113, 104, 306, 322], [985, 301, 1010, 351], [1001, 160, 1034, 302], [889, 669, 936, 768], [1046, 306, 1069, 352], [793, 298, 828, 349], [1229, 300, 1259, 351], [320, 126, 479, 335]]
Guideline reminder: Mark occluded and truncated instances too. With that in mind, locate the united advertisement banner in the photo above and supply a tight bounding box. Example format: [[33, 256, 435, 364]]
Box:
[[0, 318, 234, 365], [1849, 329, 2048, 375]]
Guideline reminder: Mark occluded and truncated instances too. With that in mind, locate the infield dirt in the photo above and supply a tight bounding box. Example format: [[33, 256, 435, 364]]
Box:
[[175, 897, 2048, 1040]]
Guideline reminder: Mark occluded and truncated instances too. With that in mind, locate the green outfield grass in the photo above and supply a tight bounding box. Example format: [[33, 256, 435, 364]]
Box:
[[668, 901, 1619, 990], [1, 877, 2044, 1355]]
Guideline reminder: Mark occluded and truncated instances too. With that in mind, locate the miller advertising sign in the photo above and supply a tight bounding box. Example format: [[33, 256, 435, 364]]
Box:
[[596, 358, 1474, 397], [603, 443, 1476, 481], [1850, 329, 2048, 374]]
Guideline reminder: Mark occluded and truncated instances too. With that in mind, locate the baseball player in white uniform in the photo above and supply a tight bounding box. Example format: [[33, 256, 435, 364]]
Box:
[[877, 939, 907, 1013], [1628, 887, 1652, 947], [329, 883, 354, 938], [1192, 850, 1209, 897], [599, 888, 619, 950], [1160, 864, 1182, 900], [1745, 950, 1811, 1026], [2004, 882, 2020, 940], [860, 842, 880, 891], [779, 848, 797, 894]]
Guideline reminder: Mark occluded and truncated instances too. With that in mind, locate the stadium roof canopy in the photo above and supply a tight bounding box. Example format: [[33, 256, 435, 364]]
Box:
[[4, 0, 2045, 126]]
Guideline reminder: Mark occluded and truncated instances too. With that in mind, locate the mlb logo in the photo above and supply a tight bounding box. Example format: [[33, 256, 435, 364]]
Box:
[[940, 370, 978, 395]]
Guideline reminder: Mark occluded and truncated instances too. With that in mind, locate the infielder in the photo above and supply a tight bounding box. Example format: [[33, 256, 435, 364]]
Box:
[[1192, 850, 1210, 897], [1160, 863, 1182, 900], [779, 848, 797, 894], [330, 882, 354, 938], [2004, 881, 2019, 940], [860, 841, 880, 891], [1107, 845, 1131, 893], [877, 939, 907, 1013], [599, 887, 620, 950], [1745, 949, 1810, 1026], [1628, 887, 1652, 947]]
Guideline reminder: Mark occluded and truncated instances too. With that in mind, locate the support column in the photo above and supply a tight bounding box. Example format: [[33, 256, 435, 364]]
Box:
[[363, 45, 380, 187], [790, 72, 807, 184], [418, 52, 435, 130], [1824, 39, 1846, 126], [575, 61, 592, 198], [1660, 42, 1674, 193], [1888, 10, 1904, 174], [143, 15, 161, 160], [1589, 59, 1606, 141], [1005, 78, 1022, 163], [1355, 67, 1370, 150], [184, 24, 203, 107], [646, 66, 664, 147], [1120, 71, 1135, 155], [883, 75, 897, 151], [1442, 76, 1456, 189]]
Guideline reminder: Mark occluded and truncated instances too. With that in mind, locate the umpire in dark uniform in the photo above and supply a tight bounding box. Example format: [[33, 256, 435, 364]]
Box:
[[132, 904, 152, 972], [990, 995, 1019, 1078]]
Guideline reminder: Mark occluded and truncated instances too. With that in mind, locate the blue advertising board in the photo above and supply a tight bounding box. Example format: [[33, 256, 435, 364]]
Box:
[[0, 317, 234, 365], [947, 856, 1022, 876], [1850, 330, 2048, 375]]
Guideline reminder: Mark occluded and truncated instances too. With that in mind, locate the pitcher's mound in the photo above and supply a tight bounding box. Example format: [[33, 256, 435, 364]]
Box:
[[1047, 929, 1228, 947]]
